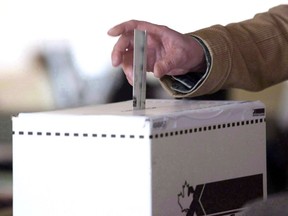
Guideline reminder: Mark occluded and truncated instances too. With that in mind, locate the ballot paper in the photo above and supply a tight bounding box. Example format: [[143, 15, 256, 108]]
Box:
[[13, 99, 267, 216], [133, 29, 147, 110]]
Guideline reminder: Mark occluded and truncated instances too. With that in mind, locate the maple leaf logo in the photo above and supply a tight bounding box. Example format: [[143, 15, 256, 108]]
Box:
[[178, 181, 193, 214]]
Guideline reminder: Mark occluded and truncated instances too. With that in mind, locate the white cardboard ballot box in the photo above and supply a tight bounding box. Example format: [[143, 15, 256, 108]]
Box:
[[12, 99, 267, 216]]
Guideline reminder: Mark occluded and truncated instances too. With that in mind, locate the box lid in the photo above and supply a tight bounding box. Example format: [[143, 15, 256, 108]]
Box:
[[12, 99, 265, 133]]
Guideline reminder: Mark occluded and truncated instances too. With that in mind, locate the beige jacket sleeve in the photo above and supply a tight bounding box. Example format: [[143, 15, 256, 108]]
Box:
[[160, 4, 288, 98]]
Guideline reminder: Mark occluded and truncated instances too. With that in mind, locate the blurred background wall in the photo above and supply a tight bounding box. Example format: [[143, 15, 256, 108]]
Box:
[[0, 1, 287, 215]]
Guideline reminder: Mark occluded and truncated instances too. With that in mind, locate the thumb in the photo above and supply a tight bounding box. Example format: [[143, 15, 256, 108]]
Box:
[[154, 58, 175, 78]]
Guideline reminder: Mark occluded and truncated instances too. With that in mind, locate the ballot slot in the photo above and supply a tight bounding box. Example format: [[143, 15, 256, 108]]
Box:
[[133, 29, 147, 110]]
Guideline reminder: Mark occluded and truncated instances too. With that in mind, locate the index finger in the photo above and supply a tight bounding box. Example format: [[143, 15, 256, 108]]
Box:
[[107, 20, 161, 37]]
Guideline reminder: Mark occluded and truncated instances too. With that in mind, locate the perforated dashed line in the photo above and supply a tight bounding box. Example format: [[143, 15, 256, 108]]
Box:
[[149, 118, 266, 139], [14, 131, 146, 139], [13, 118, 265, 140]]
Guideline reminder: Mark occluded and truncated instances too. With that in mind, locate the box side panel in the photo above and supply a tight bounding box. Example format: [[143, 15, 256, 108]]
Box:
[[13, 130, 152, 216], [152, 117, 266, 216]]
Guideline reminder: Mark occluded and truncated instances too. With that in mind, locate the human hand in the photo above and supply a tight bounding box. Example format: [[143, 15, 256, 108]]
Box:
[[108, 20, 205, 85]]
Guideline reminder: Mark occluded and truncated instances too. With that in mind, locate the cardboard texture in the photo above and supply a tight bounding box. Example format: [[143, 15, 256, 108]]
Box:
[[12, 99, 267, 216]]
